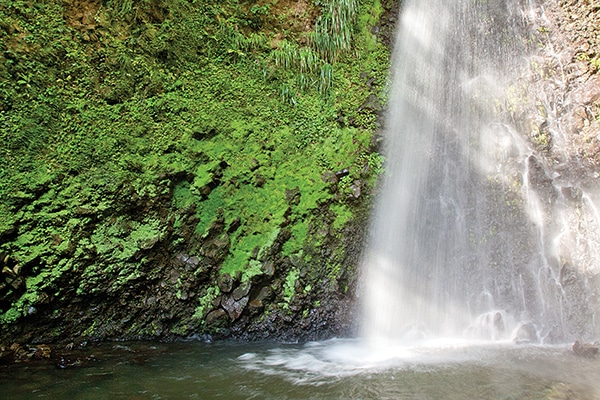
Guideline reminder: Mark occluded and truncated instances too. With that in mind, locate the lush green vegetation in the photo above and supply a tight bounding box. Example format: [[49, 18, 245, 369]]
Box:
[[0, 0, 389, 336]]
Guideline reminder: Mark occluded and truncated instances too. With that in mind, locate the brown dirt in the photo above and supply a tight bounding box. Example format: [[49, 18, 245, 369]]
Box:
[[63, 0, 102, 31], [247, 0, 319, 46]]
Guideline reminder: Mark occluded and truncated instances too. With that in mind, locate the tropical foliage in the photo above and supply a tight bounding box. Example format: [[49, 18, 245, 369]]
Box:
[[0, 0, 389, 337]]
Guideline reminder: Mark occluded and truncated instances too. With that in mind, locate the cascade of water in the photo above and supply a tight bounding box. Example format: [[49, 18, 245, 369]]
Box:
[[360, 0, 600, 344]]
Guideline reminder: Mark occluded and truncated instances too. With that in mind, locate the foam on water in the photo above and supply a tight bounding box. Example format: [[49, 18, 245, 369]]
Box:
[[236, 338, 544, 385]]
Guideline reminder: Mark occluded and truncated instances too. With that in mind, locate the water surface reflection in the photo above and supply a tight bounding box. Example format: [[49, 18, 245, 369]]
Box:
[[1, 339, 598, 399]]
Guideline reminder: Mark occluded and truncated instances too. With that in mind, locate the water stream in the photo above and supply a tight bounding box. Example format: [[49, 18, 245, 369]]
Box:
[[360, 0, 600, 343]]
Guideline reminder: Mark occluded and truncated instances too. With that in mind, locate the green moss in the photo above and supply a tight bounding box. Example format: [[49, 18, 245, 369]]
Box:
[[194, 190, 224, 236], [170, 324, 189, 335], [357, 0, 384, 52], [82, 321, 97, 337], [89, 218, 162, 263], [283, 268, 300, 304], [242, 259, 263, 282], [282, 222, 309, 257], [12, 231, 49, 265], [221, 226, 281, 277], [192, 162, 218, 192], [129, 219, 162, 247], [0, 0, 388, 332], [221, 231, 268, 275], [193, 286, 221, 320], [0, 258, 73, 324], [172, 181, 195, 209], [113, 263, 143, 288], [258, 227, 280, 259], [0, 308, 22, 325], [331, 203, 354, 230]]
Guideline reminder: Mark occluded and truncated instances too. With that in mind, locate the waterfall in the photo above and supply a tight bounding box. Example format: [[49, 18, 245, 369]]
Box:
[[360, 0, 600, 344]]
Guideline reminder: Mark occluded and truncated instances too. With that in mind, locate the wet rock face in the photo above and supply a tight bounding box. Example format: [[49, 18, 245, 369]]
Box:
[[503, 0, 600, 340], [0, 160, 369, 346], [522, 0, 600, 178], [375, 0, 401, 49]]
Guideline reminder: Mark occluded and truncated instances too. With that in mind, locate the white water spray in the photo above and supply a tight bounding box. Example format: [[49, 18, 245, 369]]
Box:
[[360, 0, 600, 344]]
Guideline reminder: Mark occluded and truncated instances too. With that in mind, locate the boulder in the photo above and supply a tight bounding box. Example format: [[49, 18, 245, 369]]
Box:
[[572, 340, 599, 358], [513, 322, 538, 344]]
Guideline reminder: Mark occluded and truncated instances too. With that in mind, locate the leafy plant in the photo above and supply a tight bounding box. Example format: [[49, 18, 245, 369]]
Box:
[[0, 0, 389, 333]]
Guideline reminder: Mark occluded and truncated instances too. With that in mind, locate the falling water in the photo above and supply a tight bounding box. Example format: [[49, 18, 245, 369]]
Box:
[[360, 0, 600, 344]]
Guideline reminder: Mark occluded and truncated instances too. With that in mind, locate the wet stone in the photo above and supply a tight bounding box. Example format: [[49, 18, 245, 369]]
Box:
[[9, 276, 24, 290], [176, 253, 200, 269], [285, 187, 301, 205], [0, 346, 13, 365], [2, 266, 16, 279], [218, 273, 234, 293], [513, 322, 538, 344], [169, 269, 180, 284], [221, 295, 249, 321], [350, 181, 362, 198], [205, 308, 228, 325], [572, 340, 599, 358], [232, 281, 251, 301], [261, 261, 275, 276], [33, 344, 51, 360], [335, 168, 350, 179], [322, 171, 338, 184], [248, 286, 272, 311], [227, 217, 241, 233]]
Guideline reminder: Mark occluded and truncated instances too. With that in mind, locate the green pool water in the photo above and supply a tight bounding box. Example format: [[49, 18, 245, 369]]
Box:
[[1, 339, 598, 399]]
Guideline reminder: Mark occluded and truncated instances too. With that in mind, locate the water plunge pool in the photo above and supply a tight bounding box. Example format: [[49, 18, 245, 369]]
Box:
[[1, 339, 598, 399]]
